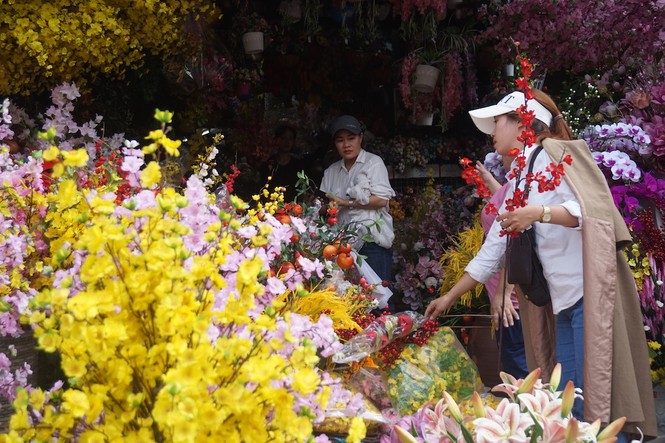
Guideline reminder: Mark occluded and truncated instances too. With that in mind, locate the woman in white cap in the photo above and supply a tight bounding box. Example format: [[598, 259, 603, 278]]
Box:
[[320, 115, 396, 305], [424, 89, 656, 438]]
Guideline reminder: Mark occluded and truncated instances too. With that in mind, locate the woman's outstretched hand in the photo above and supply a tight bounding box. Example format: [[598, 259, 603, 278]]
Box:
[[424, 294, 454, 321]]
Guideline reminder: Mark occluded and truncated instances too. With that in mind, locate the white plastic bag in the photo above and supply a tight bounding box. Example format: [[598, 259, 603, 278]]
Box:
[[353, 251, 392, 309]]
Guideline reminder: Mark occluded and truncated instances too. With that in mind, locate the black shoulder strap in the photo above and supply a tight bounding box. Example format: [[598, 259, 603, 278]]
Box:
[[527, 146, 544, 174], [524, 145, 544, 198]]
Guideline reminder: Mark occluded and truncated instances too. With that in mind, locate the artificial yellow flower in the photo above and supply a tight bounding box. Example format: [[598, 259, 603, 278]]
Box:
[[43, 145, 60, 160], [63, 390, 90, 418], [153, 108, 174, 123], [61, 148, 89, 167], [347, 416, 367, 443], [140, 161, 161, 188], [61, 356, 87, 378], [52, 162, 65, 178], [292, 367, 320, 395], [161, 136, 181, 157]]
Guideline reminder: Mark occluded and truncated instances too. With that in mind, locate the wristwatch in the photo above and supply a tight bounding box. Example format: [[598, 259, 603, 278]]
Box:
[[348, 199, 355, 209], [540, 205, 552, 223]]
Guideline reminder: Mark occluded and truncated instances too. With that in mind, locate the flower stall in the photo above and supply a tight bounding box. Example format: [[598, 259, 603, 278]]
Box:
[[0, 87, 375, 440], [1, 0, 665, 441], [0, 73, 636, 441], [0, 84, 513, 441]]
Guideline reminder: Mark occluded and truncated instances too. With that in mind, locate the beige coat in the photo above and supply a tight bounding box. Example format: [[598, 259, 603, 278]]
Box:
[[519, 138, 658, 436]]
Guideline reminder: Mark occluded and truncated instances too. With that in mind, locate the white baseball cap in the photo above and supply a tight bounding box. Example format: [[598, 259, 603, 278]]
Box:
[[468, 91, 553, 134]]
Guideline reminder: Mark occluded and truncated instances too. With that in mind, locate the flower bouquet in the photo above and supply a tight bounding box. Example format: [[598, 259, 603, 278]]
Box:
[[391, 180, 478, 310], [385, 327, 484, 416], [333, 311, 425, 364]]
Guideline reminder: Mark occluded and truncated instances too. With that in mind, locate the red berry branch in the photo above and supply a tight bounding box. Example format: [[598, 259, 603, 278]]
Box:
[[459, 158, 497, 216]]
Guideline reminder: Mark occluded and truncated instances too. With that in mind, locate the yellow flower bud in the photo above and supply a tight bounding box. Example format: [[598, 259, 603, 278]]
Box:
[[154, 108, 174, 123]]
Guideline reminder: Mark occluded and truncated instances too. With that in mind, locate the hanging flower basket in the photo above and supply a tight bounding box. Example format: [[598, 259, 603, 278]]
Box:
[[413, 64, 440, 93], [242, 31, 264, 54]]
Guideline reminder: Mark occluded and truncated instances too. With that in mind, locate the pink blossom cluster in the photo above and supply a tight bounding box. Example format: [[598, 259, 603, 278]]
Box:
[[479, 0, 665, 74], [442, 53, 463, 121], [390, 0, 446, 23], [0, 348, 33, 404], [399, 52, 419, 111], [39, 83, 125, 160], [0, 153, 49, 411]]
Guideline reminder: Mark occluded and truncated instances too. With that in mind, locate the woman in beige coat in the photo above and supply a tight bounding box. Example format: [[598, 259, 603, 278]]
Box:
[[426, 89, 656, 437]]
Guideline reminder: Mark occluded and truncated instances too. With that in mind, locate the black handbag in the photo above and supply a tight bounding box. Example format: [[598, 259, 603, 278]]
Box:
[[505, 146, 552, 307]]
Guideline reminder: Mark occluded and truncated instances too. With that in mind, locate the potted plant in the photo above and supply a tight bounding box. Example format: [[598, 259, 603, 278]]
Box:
[[233, 12, 270, 54], [406, 25, 474, 90], [399, 25, 476, 128], [411, 45, 446, 92]]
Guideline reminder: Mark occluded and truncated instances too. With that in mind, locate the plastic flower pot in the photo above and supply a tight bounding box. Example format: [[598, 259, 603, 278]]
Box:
[[413, 64, 440, 93], [416, 112, 434, 126], [242, 31, 264, 54]]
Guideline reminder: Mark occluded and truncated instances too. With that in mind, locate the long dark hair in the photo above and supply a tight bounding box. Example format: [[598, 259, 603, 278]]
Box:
[[531, 89, 573, 142]]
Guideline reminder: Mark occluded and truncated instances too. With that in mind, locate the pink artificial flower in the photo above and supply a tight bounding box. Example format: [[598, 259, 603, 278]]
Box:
[[473, 401, 531, 443], [626, 89, 651, 110]]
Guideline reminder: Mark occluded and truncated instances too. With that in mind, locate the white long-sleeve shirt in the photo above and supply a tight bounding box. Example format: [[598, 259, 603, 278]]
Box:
[[465, 144, 584, 314], [320, 149, 396, 249]]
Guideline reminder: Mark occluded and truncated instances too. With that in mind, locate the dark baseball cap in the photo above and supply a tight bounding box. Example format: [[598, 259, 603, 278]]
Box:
[[330, 115, 362, 138]]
